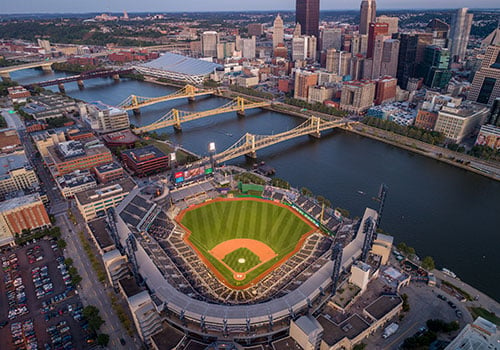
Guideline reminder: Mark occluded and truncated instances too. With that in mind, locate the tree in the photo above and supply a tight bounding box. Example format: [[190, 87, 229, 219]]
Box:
[[402, 293, 410, 312], [57, 239, 67, 249], [83, 305, 105, 333], [97, 333, 110, 346], [421, 256, 435, 271], [353, 343, 366, 350]]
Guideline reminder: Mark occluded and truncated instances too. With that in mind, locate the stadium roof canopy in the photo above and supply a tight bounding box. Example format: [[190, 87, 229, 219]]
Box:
[[136, 53, 221, 84]]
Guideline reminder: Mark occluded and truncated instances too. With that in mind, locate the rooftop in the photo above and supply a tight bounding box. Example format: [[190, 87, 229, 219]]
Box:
[[121, 145, 167, 163], [272, 336, 303, 350], [89, 101, 126, 116], [0, 193, 42, 212], [94, 162, 122, 174], [118, 276, 143, 298], [102, 130, 139, 145], [140, 52, 221, 76], [365, 294, 403, 320], [150, 323, 185, 350], [318, 314, 370, 345], [59, 170, 96, 188], [0, 151, 31, 180], [87, 217, 114, 250], [75, 177, 136, 205]]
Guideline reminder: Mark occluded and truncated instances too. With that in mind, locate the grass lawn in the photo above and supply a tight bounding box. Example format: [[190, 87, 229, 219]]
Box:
[[222, 248, 261, 273], [469, 307, 500, 326], [181, 199, 313, 286]]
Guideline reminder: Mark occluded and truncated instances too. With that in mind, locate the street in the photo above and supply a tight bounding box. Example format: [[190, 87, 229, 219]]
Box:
[[56, 211, 138, 350]]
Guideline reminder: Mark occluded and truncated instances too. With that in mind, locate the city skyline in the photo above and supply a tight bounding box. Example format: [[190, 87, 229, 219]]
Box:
[[1, 0, 499, 14]]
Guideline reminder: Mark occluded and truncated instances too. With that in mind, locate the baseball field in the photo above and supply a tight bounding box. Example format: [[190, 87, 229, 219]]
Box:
[[177, 197, 316, 288]]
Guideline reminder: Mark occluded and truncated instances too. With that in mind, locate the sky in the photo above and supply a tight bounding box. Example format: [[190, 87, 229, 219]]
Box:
[[0, 0, 498, 14]]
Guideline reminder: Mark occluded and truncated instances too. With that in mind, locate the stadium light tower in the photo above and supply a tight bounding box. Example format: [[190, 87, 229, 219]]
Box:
[[170, 152, 177, 169], [209, 142, 216, 169]]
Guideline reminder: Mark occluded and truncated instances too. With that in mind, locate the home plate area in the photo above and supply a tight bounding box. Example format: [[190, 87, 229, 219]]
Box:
[[210, 239, 277, 280]]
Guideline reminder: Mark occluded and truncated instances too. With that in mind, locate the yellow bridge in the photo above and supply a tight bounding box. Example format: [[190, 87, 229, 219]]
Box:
[[133, 97, 271, 133], [214, 117, 350, 163], [117, 84, 215, 111]]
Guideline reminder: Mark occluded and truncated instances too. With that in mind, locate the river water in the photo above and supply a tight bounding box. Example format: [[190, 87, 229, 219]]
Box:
[[12, 69, 500, 302]]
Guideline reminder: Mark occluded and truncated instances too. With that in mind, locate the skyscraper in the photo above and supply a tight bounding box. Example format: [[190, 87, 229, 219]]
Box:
[[449, 8, 473, 62], [367, 22, 389, 58], [201, 31, 218, 58], [296, 0, 320, 39], [394, 33, 433, 89], [469, 45, 500, 105], [418, 46, 452, 89], [376, 16, 399, 36], [273, 14, 284, 49], [359, 0, 377, 35]]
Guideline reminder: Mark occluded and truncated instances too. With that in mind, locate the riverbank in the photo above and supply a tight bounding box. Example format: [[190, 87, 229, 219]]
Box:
[[347, 125, 500, 182]]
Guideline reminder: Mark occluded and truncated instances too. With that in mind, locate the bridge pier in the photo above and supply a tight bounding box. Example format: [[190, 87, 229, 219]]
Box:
[[41, 65, 53, 73], [112, 74, 120, 82], [77, 80, 84, 89], [245, 151, 257, 159], [173, 124, 183, 133], [0, 72, 10, 80], [133, 109, 141, 115], [58, 83, 65, 93], [188, 96, 196, 102], [308, 132, 321, 139], [237, 110, 246, 117]]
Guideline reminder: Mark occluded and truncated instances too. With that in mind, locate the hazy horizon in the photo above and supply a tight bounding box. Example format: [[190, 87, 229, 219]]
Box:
[[1, 0, 499, 15]]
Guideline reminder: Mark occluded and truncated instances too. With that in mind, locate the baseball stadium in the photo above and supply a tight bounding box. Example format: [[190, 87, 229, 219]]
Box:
[[106, 169, 391, 347]]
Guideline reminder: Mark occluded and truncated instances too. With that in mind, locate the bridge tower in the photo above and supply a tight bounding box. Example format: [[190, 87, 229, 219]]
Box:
[[237, 96, 246, 117], [131, 96, 141, 115], [308, 116, 322, 139], [186, 84, 196, 102], [245, 133, 257, 159], [172, 109, 182, 132]]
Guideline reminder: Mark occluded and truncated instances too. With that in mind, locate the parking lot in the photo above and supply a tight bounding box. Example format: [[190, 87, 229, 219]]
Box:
[[0, 239, 91, 349]]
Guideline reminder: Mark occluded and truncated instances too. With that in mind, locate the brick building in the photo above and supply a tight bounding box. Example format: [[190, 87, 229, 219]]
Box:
[[121, 145, 169, 177]]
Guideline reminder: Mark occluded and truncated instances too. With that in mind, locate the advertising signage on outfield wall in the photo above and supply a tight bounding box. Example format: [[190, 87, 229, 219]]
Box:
[[173, 165, 213, 184]]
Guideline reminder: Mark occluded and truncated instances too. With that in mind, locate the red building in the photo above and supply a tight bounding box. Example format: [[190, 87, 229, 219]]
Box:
[[93, 162, 124, 184], [102, 130, 139, 149], [0, 194, 51, 236], [121, 145, 169, 177], [414, 110, 439, 130], [367, 22, 389, 58], [374, 77, 397, 105]]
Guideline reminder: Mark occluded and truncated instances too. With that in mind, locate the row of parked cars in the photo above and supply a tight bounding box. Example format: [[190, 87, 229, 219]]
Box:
[[26, 246, 44, 265], [43, 321, 73, 350], [32, 266, 54, 300], [3, 253, 30, 321], [11, 318, 38, 350]]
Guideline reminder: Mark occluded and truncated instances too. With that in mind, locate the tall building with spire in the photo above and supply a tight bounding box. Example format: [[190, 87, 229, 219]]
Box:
[[296, 0, 320, 39], [359, 0, 377, 35], [449, 8, 473, 62], [273, 14, 284, 49]]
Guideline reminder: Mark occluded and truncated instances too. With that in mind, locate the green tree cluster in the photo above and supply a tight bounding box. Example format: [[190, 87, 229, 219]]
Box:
[[468, 145, 500, 162], [229, 85, 274, 99], [421, 256, 435, 271], [363, 116, 445, 145], [426, 319, 460, 333], [234, 172, 266, 185], [396, 242, 416, 257], [402, 330, 437, 349], [82, 305, 105, 334], [270, 178, 291, 189], [284, 97, 348, 117]]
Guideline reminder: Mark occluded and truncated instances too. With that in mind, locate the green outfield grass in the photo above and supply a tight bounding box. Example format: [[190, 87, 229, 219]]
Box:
[[180, 199, 313, 286], [222, 248, 261, 273]]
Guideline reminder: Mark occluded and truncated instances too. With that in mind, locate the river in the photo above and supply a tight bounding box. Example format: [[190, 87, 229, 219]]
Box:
[[11, 69, 500, 302]]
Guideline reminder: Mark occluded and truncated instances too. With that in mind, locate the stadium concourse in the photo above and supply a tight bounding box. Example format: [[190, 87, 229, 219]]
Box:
[[95, 171, 391, 346]]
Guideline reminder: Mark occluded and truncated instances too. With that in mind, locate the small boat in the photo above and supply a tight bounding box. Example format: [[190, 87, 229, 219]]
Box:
[[357, 191, 365, 195], [441, 268, 457, 279]]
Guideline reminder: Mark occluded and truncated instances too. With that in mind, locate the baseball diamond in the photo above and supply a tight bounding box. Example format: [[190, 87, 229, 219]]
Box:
[[176, 197, 317, 288]]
